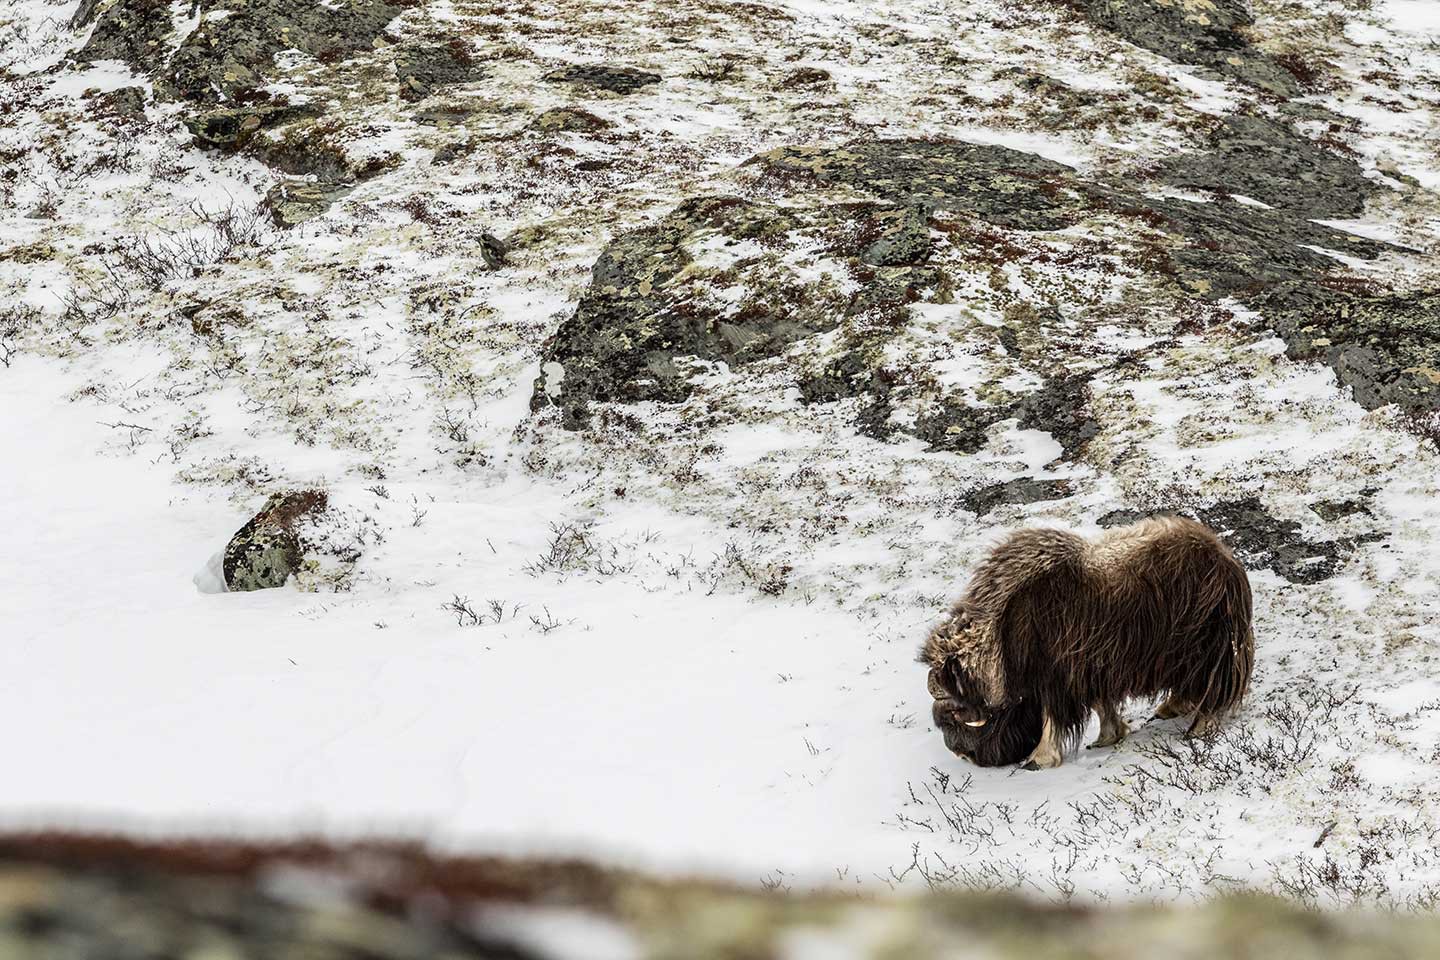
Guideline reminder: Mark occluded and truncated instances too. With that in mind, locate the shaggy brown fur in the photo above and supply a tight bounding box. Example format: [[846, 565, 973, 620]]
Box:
[[920, 516, 1254, 769]]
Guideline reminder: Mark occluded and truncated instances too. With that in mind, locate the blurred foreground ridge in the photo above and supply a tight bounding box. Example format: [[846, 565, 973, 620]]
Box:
[[3, 833, 1440, 959]]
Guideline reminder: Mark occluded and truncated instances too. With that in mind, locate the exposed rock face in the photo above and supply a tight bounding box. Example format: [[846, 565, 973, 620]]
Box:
[[1098, 497, 1379, 584], [158, 0, 401, 108], [395, 42, 485, 102], [1075, 0, 1300, 97], [183, 103, 319, 151], [533, 129, 1413, 440], [530, 107, 612, 134], [74, 0, 402, 170], [222, 490, 327, 591], [544, 64, 661, 95], [1260, 284, 1440, 414], [1156, 114, 1379, 216], [963, 478, 1075, 515], [263, 180, 354, 229], [755, 140, 1080, 231], [77, 0, 400, 109], [71, 0, 172, 68], [530, 195, 940, 427], [912, 373, 1098, 460]]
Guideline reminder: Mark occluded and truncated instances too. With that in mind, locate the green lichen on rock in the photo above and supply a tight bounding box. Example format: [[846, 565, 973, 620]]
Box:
[[160, 0, 402, 107], [222, 489, 327, 591], [530, 107, 613, 134], [71, 0, 172, 69], [183, 101, 320, 151], [1117, 192, 1392, 299], [534, 132, 1418, 441], [913, 372, 1099, 459], [263, 179, 354, 229]]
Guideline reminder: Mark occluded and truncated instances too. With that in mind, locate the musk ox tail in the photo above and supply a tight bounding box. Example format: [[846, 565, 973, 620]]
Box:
[[1184, 545, 1255, 722]]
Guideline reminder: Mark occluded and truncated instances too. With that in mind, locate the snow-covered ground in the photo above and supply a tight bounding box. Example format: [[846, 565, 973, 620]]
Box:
[[3, 0, 1440, 910]]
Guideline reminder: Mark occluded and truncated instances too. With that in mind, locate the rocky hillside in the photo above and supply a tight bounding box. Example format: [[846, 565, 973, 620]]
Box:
[[1, 0, 1438, 910]]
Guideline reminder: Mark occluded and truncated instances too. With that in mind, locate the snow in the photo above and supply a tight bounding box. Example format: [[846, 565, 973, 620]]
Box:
[[1377, 0, 1440, 34], [0, 357, 943, 878]]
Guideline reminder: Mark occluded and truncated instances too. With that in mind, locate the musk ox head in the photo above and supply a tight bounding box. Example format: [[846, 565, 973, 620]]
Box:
[[927, 656, 1042, 767], [921, 603, 1041, 767]]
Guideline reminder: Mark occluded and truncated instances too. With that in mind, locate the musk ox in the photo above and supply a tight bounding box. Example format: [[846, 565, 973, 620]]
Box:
[[920, 515, 1254, 770]]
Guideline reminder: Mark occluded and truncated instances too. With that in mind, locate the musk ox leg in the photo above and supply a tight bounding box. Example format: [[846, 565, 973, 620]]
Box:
[[1021, 713, 1065, 770], [1186, 710, 1226, 740], [1152, 694, 1195, 721], [1088, 702, 1129, 749]]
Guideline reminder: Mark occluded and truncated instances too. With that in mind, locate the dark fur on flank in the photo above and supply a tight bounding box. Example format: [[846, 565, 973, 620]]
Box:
[[921, 516, 1254, 769]]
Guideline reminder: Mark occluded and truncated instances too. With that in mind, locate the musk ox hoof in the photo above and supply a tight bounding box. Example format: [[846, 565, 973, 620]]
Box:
[[1086, 735, 1123, 750], [1152, 696, 1196, 721], [1185, 713, 1225, 740]]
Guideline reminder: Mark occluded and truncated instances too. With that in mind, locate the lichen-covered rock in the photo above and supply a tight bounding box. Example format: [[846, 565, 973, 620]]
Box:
[[1076, 0, 1300, 97], [533, 131, 1414, 443], [184, 102, 318, 151], [1098, 497, 1380, 584], [161, 0, 402, 107], [1124, 194, 1393, 299], [859, 204, 932, 266], [395, 41, 484, 102], [76, 0, 401, 112], [71, 0, 172, 68], [1260, 284, 1440, 413], [754, 140, 1080, 230], [85, 86, 148, 123], [545, 64, 661, 95], [222, 490, 327, 591], [1156, 114, 1379, 217], [530, 195, 939, 427], [530, 107, 612, 134], [263, 180, 353, 228], [963, 478, 1075, 515]]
